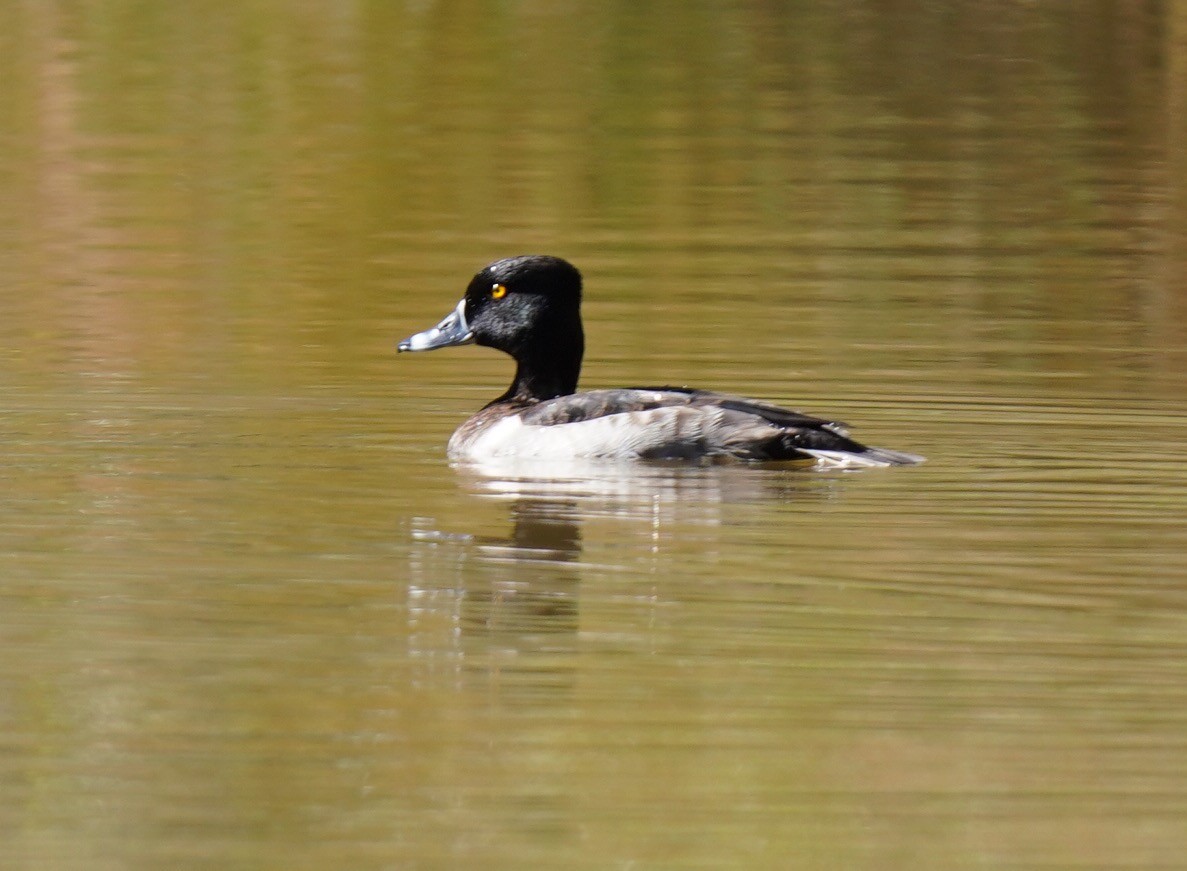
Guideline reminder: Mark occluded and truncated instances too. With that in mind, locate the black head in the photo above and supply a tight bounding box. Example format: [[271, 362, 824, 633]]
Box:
[[460, 255, 583, 357], [398, 255, 586, 403]]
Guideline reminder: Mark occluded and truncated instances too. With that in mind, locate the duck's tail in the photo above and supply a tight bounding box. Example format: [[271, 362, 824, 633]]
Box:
[[802, 446, 926, 469]]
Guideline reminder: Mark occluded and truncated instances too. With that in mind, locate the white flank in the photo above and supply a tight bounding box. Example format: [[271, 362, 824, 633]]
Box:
[[448, 407, 709, 461]]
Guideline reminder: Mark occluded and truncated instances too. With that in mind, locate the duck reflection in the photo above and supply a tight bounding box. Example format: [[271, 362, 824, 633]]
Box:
[[405, 461, 849, 699], [405, 496, 585, 700], [453, 456, 849, 521], [459, 498, 582, 643]]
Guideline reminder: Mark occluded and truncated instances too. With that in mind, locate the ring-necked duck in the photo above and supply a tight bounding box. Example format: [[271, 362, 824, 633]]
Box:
[[398, 255, 924, 468]]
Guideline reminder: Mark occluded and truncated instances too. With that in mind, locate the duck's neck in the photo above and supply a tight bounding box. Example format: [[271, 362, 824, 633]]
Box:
[[494, 326, 584, 407]]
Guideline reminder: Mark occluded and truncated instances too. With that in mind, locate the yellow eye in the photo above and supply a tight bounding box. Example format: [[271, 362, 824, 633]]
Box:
[[491, 283, 507, 299]]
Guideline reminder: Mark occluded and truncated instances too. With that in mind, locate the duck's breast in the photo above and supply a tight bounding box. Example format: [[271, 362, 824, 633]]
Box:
[[447, 403, 748, 461]]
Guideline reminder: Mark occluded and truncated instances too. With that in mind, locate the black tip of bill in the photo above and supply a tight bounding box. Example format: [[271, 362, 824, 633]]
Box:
[[398, 298, 474, 354]]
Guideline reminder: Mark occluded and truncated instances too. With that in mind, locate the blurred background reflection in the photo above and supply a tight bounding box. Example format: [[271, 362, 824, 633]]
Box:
[[2, 2, 1186, 869]]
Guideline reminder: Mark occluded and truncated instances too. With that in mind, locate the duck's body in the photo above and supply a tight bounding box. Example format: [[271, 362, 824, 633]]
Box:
[[399, 256, 923, 469], [446, 387, 921, 467]]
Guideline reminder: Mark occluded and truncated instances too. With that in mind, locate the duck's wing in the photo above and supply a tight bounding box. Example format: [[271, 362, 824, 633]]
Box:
[[518, 387, 695, 424], [661, 387, 851, 433], [520, 387, 832, 427], [515, 387, 921, 465]]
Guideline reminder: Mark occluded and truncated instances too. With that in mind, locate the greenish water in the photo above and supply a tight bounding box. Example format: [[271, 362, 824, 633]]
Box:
[[2, 2, 1187, 869]]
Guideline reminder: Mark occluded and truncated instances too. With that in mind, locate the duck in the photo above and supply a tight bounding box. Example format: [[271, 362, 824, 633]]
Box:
[[397, 255, 924, 468]]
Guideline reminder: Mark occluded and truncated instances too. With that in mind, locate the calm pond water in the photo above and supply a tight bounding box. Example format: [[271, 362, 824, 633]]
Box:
[[3, 2, 1187, 869]]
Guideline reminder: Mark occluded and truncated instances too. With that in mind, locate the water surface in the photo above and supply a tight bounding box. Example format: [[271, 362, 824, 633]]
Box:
[[2, 2, 1186, 869]]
